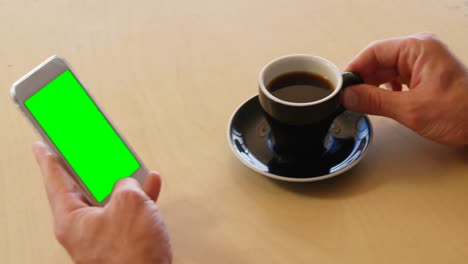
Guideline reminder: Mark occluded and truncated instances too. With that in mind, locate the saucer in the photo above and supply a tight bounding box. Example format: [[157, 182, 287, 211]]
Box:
[[227, 95, 373, 182]]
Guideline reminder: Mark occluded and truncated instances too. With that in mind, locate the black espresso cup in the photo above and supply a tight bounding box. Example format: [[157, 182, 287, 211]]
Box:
[[258, 54, 362, 161]]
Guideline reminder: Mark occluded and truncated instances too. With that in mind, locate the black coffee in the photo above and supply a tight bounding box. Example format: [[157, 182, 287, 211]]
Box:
[[267, 72, 334, 103]]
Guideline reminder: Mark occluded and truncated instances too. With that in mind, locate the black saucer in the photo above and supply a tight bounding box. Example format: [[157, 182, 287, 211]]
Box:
[[227, 96, 373, 182]]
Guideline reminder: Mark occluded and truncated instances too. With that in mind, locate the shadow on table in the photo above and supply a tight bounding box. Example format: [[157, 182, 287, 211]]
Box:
[[268, 158, 379, 199], [269, 139, 468, 199]]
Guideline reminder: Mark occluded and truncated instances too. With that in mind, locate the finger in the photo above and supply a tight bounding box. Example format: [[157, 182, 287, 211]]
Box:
[[342, 84, 409, 119], [142, 171, 162, 202], [108, 177, 151, 210], [346, 35, 423, 86], [346, 38, 401, 84], [32, 141, 87, 217], [113, 177, 144, 193]]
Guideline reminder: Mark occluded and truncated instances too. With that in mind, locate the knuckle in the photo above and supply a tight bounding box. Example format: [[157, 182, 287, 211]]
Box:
[[402, 113, 419, 130], [414, 32, 438, 41], [45, 160, 65, 178], [367, 39, 385, 50], [367, 88, 384, 114], [411, 32, 444, 50], [404, 37, 421, 48], [114, 187, 145, 203], [53, 224, 68, 246], [44, 152, 57, 163], [401, 104, 424, 131]]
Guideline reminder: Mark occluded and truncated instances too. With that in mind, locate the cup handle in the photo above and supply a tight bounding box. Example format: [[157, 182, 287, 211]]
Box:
[[330, 72, 363, 119]]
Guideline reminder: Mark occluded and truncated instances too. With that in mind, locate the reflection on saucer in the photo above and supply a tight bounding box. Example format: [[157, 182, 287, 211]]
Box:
[[227, 96, 373, 182]]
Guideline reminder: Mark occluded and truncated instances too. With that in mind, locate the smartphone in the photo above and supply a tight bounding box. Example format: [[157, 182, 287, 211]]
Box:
[[10, 55, 148, 206]]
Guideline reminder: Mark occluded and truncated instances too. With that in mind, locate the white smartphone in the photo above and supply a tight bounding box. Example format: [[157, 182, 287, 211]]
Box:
[[10, 55, 148, 206]]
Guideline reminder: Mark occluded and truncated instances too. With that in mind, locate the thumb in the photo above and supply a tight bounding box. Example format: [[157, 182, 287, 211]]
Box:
[[110, 177, 149, 204], [341, 84, 408, 119], [142, 171, 162, 202]]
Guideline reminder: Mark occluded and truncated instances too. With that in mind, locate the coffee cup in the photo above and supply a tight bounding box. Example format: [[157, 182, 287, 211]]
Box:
[[258, 54, 362, 161]]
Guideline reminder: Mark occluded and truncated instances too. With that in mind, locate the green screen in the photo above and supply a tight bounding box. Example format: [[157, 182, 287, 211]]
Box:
[[25, 70, 140, 202]]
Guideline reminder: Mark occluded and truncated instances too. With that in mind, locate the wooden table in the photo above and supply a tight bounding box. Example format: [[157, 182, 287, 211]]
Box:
[[1, 0, 467, 263]]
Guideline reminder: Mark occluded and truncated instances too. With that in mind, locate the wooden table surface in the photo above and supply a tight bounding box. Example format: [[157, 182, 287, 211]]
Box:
[[1, 0, 467, 263]]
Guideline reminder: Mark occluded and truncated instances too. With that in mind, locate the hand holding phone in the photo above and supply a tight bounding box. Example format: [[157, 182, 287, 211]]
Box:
[[11, 55, 148, 205], [32, 141, 171, 263], [11, 56, 172, 262]]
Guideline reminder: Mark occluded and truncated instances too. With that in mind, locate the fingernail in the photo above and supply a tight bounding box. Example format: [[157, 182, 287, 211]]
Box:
[[343, 89, 359, 108], [32, 141, 44, 154], [32, 141, 51, 155]]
